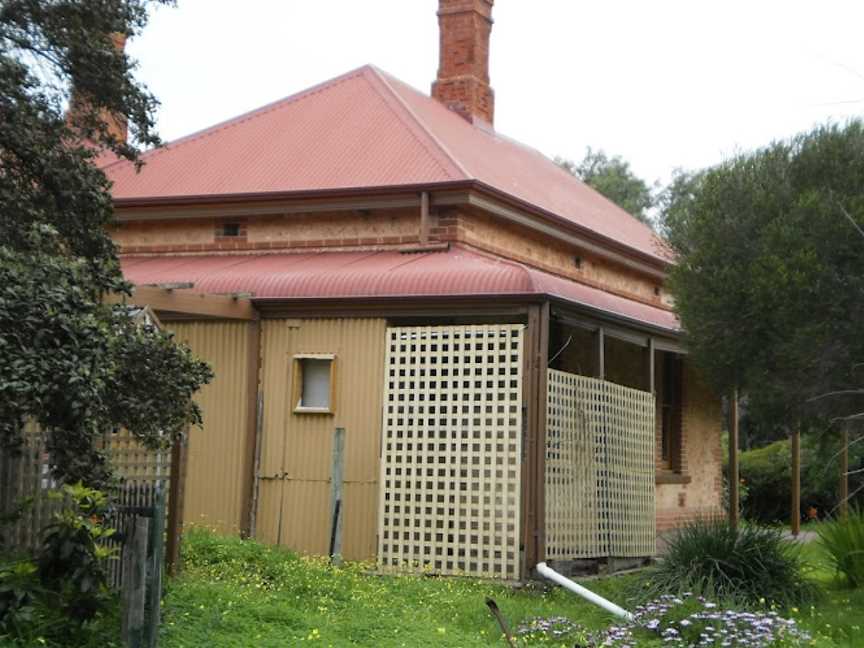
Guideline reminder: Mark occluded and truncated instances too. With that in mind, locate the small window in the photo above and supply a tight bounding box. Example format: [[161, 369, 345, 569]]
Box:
[[220, 223, 241, 237], [293, 354, 336, 414]]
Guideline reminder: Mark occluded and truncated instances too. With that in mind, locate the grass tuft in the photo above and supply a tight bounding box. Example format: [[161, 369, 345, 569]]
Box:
[[817, 509, 864, 588], [637, 518, 819, 607]]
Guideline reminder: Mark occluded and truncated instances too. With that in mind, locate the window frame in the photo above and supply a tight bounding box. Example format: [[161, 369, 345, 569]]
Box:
[[292, 353, 337, 415]]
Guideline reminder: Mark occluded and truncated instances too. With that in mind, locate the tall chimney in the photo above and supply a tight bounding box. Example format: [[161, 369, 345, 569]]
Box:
[[431, 0, 495, 126], [67, 32, 128, 143]]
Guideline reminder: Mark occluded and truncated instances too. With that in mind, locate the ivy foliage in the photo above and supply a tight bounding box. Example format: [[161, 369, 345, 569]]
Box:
[[663, 121, 864, 429], [0, 0, 212, 489]]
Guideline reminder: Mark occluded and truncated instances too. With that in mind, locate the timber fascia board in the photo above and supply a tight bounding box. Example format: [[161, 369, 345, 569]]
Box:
[[105, 285, 259, 321]]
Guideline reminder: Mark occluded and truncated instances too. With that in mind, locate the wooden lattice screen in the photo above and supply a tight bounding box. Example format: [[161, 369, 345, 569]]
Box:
[[545, 370, 655, 560], [378, 325, 524, 580]]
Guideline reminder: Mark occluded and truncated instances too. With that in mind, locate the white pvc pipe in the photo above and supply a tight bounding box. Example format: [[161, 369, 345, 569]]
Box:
[[536, 562, 634, 621]]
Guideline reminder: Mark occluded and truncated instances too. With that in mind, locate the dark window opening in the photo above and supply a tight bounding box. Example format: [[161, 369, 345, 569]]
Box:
[[659, 352, 683, 471], [220, 222, 241, 237]]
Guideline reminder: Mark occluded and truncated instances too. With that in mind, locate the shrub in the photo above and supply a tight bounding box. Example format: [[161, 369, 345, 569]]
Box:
[[0, 484, 116, 643], [640, 518, 817, 606], [738, 435, 864, 524], [816, 508, 864, 587]]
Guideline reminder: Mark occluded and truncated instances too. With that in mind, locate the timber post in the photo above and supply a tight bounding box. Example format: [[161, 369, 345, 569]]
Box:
[[729, 389, 740, 531], [522, 301, 549, 578], [791, 427, 801, 536], [241, 318, 263, 537], [840, 424, 849, 519]]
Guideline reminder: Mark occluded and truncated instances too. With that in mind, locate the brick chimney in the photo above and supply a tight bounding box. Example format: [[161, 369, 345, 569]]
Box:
[[431, 0, 495, 126], [67, 32, 128, 143]]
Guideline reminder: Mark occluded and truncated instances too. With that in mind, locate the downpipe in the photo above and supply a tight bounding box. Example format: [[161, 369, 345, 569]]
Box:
[[535, 562, 634, 622]]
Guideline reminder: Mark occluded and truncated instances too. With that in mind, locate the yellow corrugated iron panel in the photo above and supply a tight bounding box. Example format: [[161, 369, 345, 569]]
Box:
[[258, 318, 386, 560], [170, 321, 253, 534]]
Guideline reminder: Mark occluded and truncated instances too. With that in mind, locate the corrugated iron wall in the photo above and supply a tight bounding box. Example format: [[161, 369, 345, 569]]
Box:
[[256, 318, 387, 561], [170, 321, 253, 534]]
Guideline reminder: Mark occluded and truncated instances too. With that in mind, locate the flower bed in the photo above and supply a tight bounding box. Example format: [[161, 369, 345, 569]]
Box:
[[518, 595, 812, 647]]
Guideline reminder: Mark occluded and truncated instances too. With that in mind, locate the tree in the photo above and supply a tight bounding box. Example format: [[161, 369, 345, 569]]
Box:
[[663, 121, 864, 431], [0, 0, 212, 488], [556, 147, 656, 226]]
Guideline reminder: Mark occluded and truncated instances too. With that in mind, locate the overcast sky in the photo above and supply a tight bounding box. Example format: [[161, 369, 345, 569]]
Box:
[[128, 0, 864, 187]]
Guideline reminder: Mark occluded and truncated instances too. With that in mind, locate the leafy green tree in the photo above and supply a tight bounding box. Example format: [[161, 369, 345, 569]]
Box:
[[0, 0, 212, 488], [556, 147, 656, 226], [664, 121, 864, 431]]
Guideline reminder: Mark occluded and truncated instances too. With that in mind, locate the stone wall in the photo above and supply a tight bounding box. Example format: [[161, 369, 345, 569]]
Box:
[[656, 363, 724, 532]]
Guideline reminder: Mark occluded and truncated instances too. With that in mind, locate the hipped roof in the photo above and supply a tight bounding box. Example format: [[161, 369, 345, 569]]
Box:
[[104, 65, 668, 265]]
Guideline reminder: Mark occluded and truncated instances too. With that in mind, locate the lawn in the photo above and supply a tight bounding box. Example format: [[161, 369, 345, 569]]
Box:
[[788, 539, 864, 647], [151, 529, 862, 647], [3, 527, 864, 647], [158, 529, 623, 647]]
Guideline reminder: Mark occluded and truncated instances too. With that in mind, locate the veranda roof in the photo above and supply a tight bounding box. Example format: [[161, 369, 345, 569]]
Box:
[[121, 245, 679, 333]]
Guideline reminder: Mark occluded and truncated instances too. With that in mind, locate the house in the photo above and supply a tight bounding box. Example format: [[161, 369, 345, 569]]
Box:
[[103, 0, 722, 580]]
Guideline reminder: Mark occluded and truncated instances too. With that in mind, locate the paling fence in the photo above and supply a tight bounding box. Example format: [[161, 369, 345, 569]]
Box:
[[545, 369, 656, 560], [378, 324, 524, 580], [0, 428, 178, 646], [0, 427, 178, 578]]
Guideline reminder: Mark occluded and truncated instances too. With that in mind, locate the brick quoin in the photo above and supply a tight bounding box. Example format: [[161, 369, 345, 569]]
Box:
[[431, 0, 495, 125]]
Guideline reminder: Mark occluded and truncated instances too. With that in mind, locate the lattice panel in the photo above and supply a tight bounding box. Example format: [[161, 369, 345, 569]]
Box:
[[546, 370, 655, 560], [545, 372, 604, 558], [378, 325, 524, 580], [103, 430, 172, 485]]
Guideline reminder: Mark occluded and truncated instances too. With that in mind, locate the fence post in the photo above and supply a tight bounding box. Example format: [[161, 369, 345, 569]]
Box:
[[122, 516, 150, 648], [165, 436, 186, 576], [329, 427, 346, 564], [144, 486, 166, 648]]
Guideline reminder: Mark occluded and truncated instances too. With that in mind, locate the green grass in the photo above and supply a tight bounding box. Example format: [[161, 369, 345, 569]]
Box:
[[5, 526, 864, 647], [785, 538, 864, 647], [158, 529, 628, 647]]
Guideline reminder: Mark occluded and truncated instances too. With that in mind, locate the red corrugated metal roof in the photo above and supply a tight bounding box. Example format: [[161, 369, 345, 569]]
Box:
[[104, 65, 668, 264], [121, 246, 679, 333]]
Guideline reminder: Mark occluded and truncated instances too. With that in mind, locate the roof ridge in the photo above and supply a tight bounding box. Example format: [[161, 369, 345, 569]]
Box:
[[113, 65, 376, 169], [365, 66, 471, 180]]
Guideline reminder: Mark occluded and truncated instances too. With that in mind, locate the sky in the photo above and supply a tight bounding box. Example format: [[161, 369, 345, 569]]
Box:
[[128, 0, 864, 187]]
